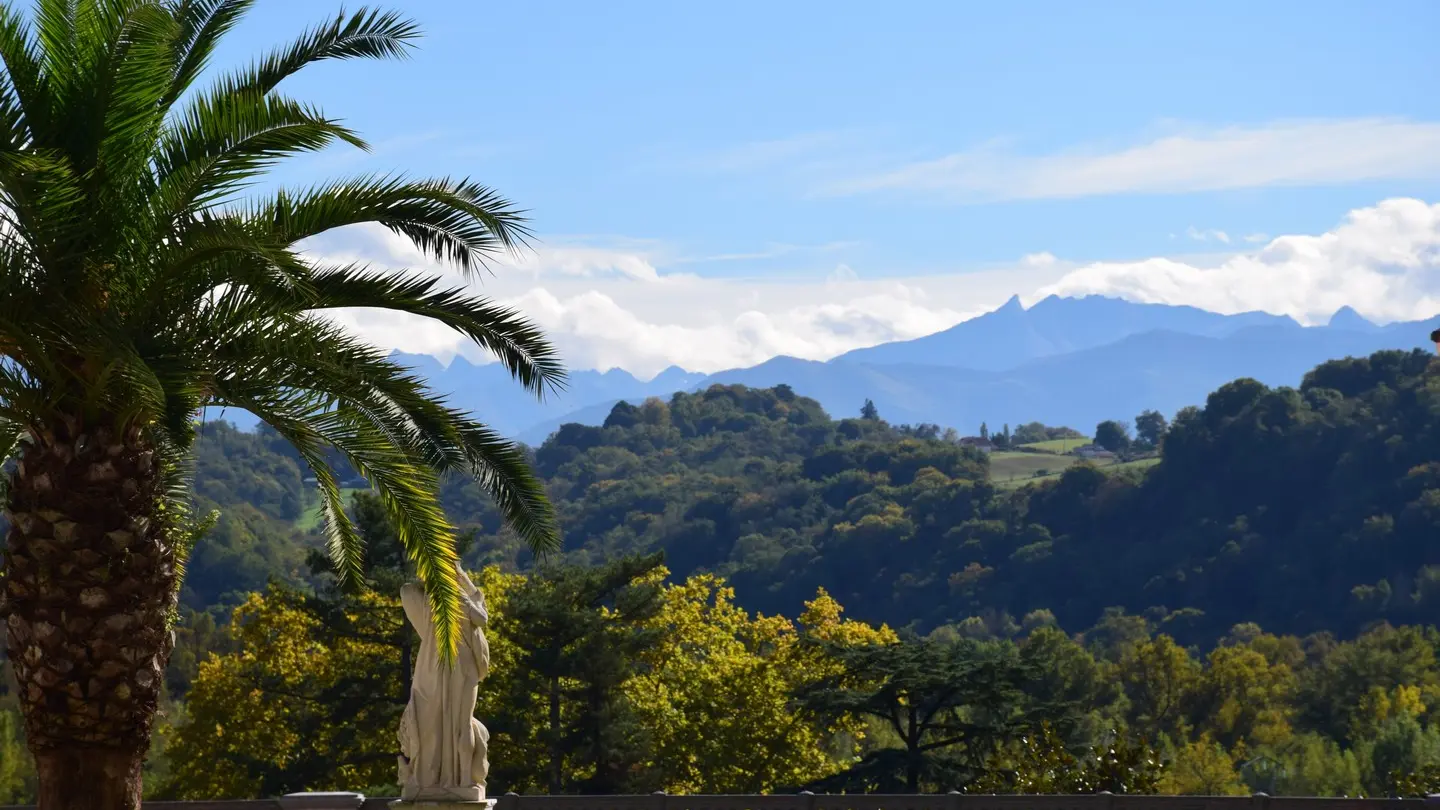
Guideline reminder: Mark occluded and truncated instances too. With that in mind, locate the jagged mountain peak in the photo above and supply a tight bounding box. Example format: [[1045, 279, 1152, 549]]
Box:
[[1328, 305, 1378, 331], [997, 293, 1026, 313]]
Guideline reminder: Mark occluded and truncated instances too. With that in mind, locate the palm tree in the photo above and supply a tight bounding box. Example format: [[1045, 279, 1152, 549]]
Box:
[[0, 1, 564, 806]]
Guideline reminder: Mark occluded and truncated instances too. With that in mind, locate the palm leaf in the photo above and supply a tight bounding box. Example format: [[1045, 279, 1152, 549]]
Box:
[[301, 264, 564, 396], [0, 0, 560, 666], [238, 7, 419, 94], [164, 0, 255, 106], [155, 90, 368, 212], [214, 375, 465, 655], [251, 174, 532, 275], [0, 5, 50, 141]]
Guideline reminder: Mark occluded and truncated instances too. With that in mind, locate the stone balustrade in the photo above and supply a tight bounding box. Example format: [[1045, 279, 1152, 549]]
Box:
[[2, 794, 1435, 810]]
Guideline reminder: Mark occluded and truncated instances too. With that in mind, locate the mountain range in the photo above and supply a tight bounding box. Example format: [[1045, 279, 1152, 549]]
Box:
[[206, 294, 1440, 445]]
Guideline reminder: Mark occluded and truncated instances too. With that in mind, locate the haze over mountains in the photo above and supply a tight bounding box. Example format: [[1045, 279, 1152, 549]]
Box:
[[209, 295, 1440, 444]]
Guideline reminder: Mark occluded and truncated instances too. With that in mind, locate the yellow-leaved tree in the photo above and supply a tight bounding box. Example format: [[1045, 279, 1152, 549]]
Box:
[[156, 590, 406, 797], [1193, 643, 1297, 750], [1157, 733, 1248, 796], [158, 566, 893, 797], [626, 578, 896, 793], [1118, 635, 1202, 745]]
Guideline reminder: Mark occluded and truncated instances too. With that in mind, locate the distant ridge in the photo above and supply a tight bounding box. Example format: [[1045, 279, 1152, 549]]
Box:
[[832, 294, 1299, 371], [205, 295, 1440, 445]]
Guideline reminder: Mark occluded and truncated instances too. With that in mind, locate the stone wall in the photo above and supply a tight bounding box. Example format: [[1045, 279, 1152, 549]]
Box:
[[3, 795, 1431, 810]]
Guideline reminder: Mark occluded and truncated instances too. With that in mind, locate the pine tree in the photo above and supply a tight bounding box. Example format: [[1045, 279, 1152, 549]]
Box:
[[495, 554, 667, 794], [796, 637, 1032, 793]]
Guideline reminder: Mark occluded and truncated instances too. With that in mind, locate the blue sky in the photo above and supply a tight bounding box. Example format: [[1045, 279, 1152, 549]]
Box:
[[215, 1, 1440, 374]]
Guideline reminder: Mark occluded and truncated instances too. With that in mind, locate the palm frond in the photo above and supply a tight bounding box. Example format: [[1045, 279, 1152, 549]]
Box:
[[94, 4, 181, 186], [213, 374, 465, 658], [199, 310, 560, 576], [0, 416, 22, 460], [251, 174, 531, 276], [213, 6, 419, 98], [160, 212, 315, 283], [0, 68, 31, 154], [64, 328, 171, 435], [0, 359, 53, 425], [88, 4, 183, 264], [210, 382, 369, 586], [447, 417, 560, 556], [0, 4, 51, 142], [0, 149, 87, 280], [31, 0, 79, 118], [302, 264, 564, 396], [164, 0, 255, 107], [155, 90, 367, 213]]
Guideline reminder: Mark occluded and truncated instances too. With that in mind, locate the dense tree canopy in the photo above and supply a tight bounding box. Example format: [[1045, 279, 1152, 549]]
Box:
[[8, 348, 1440, 798], [84, 347, 1440, 649], [422, 349, 1440, 647]]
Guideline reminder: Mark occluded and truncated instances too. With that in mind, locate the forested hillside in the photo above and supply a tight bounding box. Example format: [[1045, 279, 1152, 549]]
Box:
[[8, 348, 1440, 799], [437, 348, 1440, 645], [139, 347, 1440, 644]]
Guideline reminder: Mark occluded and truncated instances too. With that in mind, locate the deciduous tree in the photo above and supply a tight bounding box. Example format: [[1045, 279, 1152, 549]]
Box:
[[1157, 733, 1247, 795], [1133, 410, 1168, 448], [1094, 420, 1132, 453]]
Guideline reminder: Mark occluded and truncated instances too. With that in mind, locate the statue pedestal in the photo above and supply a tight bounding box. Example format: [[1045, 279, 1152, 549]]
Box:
[[390, 801, 496, 810]]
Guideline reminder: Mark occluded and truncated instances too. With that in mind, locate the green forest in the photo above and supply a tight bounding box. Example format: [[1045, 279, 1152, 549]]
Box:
[[7, 348, 1440, 799]]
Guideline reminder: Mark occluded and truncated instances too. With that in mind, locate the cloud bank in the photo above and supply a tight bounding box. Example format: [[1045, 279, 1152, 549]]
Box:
[[308, 197, 1440, 378], [1039, 198, 1440, 324], [823, 119, 1440, 201]]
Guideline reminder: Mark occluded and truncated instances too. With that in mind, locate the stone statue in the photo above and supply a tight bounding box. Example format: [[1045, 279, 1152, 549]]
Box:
[[397, 561, 492, 803]]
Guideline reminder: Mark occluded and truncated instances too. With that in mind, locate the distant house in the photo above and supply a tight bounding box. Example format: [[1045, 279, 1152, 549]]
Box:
[[1073, 444, 1115, 460], [959, 436, 995, 453]]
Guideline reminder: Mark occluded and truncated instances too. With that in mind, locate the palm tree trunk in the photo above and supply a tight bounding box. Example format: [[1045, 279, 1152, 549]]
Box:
[[2, 418, 175, 810], [34, 749, 144, 808]]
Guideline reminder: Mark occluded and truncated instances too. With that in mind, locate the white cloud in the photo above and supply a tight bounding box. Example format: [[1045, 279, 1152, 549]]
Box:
[[511, 245, 665, 282], [303, 226, 671, 284], [1243, 233, 1270, 244], [499, 283, 974, 376], [301, 224, 1064, 377], [1186, 227, 1231, 244], [306, 198, 1440, 377], [825, 119, 1440, 201], [1020, 251, 1059, 268], [1040, 198, 1440, 325]]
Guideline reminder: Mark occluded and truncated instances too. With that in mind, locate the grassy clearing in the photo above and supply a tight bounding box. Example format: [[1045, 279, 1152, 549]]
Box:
[[993, 454, 1160, 490], [989, 451, 1076, 482], [1016, 437, 1090, 454], [296, 487, 369, 532]]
